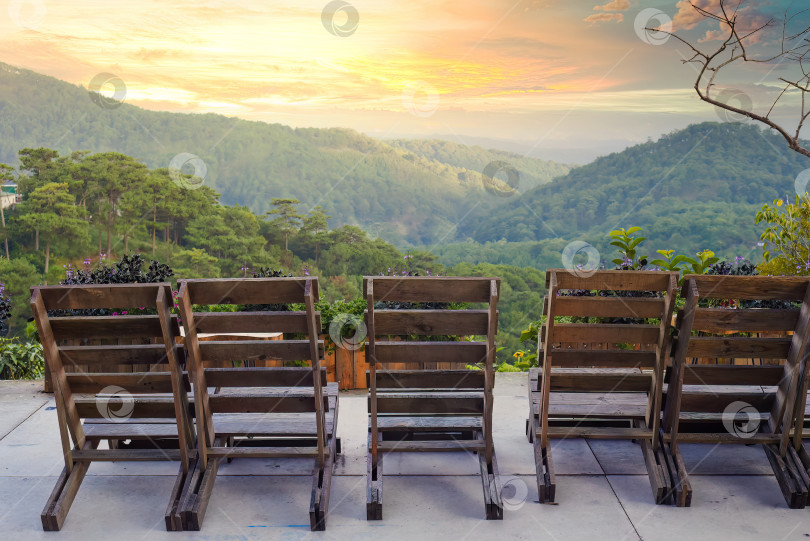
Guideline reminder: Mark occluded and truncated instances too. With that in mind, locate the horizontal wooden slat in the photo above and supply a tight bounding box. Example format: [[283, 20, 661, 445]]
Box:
[[65, 372, 187, 394], [545, 349, 657, 368], [208, 393, 328, 414], [370, 309, 489, 336], [212, 411, 336, 437], [679, 411, 769, 423], [684, 275, 810, 301], [83, 421, 179, 440], [677, 365, 786, 386], [548, 296, 666, 318], [542, 426, 652, 439], [49, 315, 180, 341], [71, 449, 182, 461], [374, 392, 484, 414], [207, 446, 326, 458], [376, 440, 485, 452], [192, 311, 317, 334], [34, 283, 171, 310], [692, 308, 799, 332], [180, 277, 314, 305], [678, 390, 773, 412], [662, 432, 780, 444], [549, 269, 677, 292], [58, 344, 176, 367], [551, 323, 660, 344], [685, 337, 792, 359], [376, 416, 482, 431], [535, 368, 650, 392], [365, 277, 498, 303], [533, 390, 648, 419], [372, 341, 488, 365], [205, 367, 327, 388], [198, 340, 322, 363], [75, 397, 182, 419], [372, 369, 485, 389]]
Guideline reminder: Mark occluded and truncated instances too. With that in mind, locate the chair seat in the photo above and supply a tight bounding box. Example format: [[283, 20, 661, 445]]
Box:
[[375, 415, 482, 432]]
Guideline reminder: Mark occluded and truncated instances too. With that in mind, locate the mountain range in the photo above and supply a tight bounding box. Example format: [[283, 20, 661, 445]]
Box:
[[0, 63, 569, 246], [1, 62, 808, 266]]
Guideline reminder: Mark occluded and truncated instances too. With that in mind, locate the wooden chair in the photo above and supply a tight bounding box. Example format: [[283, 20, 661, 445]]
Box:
[[364, 276, 503, 520], [664, 275, 810, 508], [529, 269, 679, 504], [175, 277, 339, 531], [30, 283, 193, 531]]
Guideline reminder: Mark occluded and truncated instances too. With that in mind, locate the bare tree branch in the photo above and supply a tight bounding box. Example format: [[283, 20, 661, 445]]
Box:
[[653, 0, 810, 158]]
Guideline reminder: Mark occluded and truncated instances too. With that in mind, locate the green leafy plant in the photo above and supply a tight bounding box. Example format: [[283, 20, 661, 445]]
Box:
[[682, 250, 720, 275], [0, 338, 44, 379], [610, 227, 719, 278], [756, 195, 810, 275], [608, 227, 648, 269], [649, 250, 692, 272], [496, 362, 522, 372]]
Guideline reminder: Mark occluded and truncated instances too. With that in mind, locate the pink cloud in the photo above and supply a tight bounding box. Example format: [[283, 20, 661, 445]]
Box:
[[584, 12, 624, 24], [673, 0, 772, 44]]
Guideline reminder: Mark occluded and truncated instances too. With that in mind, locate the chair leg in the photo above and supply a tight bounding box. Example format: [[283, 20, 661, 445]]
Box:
[[366, 432, 383, 520], [165, 454, 197, 531], [478, 433, 503, 520], [661, 438, 692, 507], [531, 406, 555, 503], [763, 443, 808, 509], [637, 421, 670, 505], [179, 454, 220, 531], [41, 461, 90, 531], [310, 401, 339, 531], [41, 440, 99, 532], [527, 372, 538, 444]]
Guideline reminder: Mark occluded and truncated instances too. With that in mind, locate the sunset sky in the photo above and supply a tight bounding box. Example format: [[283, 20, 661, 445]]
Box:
[[0, 0, 805, 159]]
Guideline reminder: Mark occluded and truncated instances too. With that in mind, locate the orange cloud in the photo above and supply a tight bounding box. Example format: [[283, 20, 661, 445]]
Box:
[[584, 13, 624, 23], [594, 0, 630, 11]]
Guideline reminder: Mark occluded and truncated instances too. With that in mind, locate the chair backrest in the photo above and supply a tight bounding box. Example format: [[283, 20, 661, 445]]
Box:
[[543, 269, 678, 373], [664, 275, 810, 450], [541, 269, 679, 433], [175, 277, 327, 464], [364, 277, 500, 459], [364, 275, 500, 383], [30, 283, 190, 456]]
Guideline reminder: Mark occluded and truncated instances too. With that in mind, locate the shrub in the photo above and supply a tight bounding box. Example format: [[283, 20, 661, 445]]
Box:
[[0, 338, 44, 379], [0, 283, 10, 337]]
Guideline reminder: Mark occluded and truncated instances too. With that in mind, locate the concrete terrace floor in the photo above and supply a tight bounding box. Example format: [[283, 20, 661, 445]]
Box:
[[2, 374, 810, 541]]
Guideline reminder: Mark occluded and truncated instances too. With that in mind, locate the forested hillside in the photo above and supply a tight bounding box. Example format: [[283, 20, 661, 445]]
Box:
[[458, 122, 809, 268], [0, 147, 544, 357], [0, 63, 567, 246], [387, 138, 573, 193]]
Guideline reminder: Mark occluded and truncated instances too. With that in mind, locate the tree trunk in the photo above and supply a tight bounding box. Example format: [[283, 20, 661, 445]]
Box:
[[98, 230, 102, 254], [44, 239, 50, 275], [124, 233, 129, 253], [152, 204, 157, 256], [0, 204, 8, 260], [35, 228, 39, 251], [106, 222, 112, 258]]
